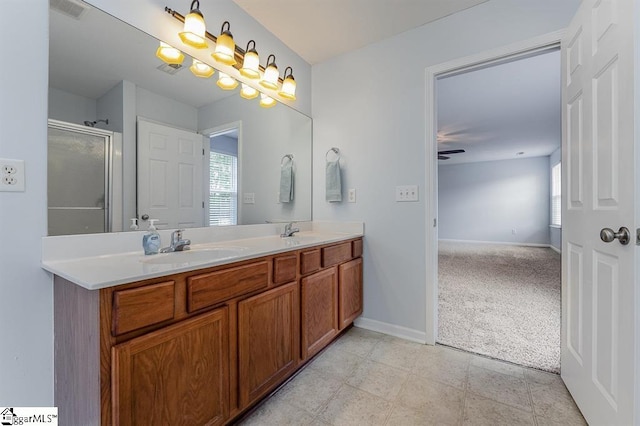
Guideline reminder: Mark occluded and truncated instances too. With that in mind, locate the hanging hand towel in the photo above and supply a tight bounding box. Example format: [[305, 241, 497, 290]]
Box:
[[325, 159, 342, 202], [279, 159, 294, 203]]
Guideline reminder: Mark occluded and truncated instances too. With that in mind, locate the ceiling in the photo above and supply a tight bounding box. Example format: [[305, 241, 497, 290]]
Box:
[[232, 0, 488, 65], [437, 49, 561, 165]]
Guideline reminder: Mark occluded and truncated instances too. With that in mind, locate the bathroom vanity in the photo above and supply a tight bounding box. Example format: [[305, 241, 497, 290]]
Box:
[[43, 223, 363, 425]]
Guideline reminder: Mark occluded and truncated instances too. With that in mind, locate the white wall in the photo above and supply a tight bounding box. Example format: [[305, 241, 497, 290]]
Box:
[[0, 0, 53, 405], [136, 86, 198, 131], [312, 0, 579, 337], [199, 95, 312, 224], [438, 157, 551, 245], [549, 148, 562, 251], [48, 87, 97, 125]]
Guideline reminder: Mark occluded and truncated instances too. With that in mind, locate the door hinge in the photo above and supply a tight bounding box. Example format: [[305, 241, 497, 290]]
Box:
[[202, 201, 205, 208], [202, 148, 205, 156], [433, 218, 437, 227], [636, 228, 640, 246]]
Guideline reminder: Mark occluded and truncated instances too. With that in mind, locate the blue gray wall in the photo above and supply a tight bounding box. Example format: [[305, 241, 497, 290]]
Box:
[[438, 157, 551, 245]]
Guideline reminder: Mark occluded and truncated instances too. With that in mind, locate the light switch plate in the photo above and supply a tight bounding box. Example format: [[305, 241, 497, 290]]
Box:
[[395, 185, 418, 202], [243, 193, 255, 204], [0, 158, 25, 192]]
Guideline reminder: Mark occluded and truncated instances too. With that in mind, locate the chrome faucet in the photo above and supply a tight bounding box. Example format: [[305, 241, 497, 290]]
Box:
[[160, 229, 191, 252], [281, 222, 300, 238]]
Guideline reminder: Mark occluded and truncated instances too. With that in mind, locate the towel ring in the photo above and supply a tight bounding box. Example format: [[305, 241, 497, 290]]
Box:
[[281, 154, 293, 166], [326, 147, 340, 161]]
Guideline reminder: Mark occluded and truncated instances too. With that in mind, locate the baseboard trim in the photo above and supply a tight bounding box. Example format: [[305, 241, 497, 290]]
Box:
[[354, 317, 427, 344], [549, 245, 562, 254], [439, 239, 551, 248]]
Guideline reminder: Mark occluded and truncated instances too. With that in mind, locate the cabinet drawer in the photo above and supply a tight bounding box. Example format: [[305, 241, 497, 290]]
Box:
[[300, 249, 321, 275], [352, 239, 363, 258], [322, 242, 353, 268], [187, 261, 269, 312], [112, 281, 175, 336], [273, 254, 297, 285]]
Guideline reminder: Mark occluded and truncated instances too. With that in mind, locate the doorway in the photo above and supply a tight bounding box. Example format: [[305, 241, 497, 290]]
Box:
[[436, 48, 562, 372], [426, 33, 561, 359]]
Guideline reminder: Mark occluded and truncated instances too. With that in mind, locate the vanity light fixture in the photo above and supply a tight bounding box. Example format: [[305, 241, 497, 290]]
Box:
[[178, 0, 208, 48], [239, 40, 260, 79], [217, 72, 239, 90], [259, 93, 277, 108], [240, 83, 259, 99], [260, 54, 279, 90], [190, 58, 214, 78], [156, 41, 185, 64], [164, 7, 298, 102], [212, 21, 237, 65], [278, 66, 296, 100]]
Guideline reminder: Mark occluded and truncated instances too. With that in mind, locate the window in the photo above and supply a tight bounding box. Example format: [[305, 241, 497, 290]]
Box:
[[209, 151, 237, 226], [551, 162, 561, 226]]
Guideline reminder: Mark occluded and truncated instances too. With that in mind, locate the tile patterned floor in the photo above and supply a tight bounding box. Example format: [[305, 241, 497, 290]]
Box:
[[239, 327, 586, 426]]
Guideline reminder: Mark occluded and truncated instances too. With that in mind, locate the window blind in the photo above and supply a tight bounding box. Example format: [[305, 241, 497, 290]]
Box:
[[209, 152, 238, 226], [551, 162, 561, 226]]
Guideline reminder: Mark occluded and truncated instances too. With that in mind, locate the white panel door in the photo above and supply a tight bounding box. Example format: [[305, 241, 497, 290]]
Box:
[[137, 119, 205, 230], [561, 0, 636, 424]]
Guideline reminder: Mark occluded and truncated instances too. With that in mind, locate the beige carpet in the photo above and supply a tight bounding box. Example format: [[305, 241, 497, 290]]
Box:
[[438, 241, 561, 373]]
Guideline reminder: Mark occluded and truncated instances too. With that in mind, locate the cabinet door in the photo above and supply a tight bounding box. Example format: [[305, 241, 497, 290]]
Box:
[[339, 258, 363, 329], [112, 308, 229, 426], [238, 282, 299, 408], [301, 267, 339, 359]]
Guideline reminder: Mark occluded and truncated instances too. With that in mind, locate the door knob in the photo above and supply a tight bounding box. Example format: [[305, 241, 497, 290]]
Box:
[[141, 214, 149, 221], [600, 227, 630, 245]]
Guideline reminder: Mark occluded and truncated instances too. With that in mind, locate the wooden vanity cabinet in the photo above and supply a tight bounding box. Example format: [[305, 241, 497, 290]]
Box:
[[112, 308, 229, 426], [339, 257, 363, 329], [301, 267, 339, 359], [238, 282, 300, 408], [54, 237, 362, 426]]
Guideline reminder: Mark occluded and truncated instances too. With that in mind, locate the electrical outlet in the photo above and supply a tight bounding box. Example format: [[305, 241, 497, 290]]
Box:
[[0, 158, 25, 192], [348, 188, 356, 203], [395, 185, 419, 202], [3, 165, 17, 174]]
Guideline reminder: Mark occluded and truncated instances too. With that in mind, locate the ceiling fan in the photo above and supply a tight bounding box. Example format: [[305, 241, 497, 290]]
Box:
[[438, 149, 465, 160]]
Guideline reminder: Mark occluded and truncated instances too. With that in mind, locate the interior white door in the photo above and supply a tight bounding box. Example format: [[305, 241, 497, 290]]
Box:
[[561, 0, 636, 424], [137, 119, 205, 230]]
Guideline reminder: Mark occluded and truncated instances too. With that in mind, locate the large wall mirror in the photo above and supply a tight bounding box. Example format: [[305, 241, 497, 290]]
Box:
[[48, 3, 312, 235]]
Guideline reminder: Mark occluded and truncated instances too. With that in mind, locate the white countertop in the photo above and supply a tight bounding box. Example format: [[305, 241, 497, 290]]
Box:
[[42, 222, 363, 290]]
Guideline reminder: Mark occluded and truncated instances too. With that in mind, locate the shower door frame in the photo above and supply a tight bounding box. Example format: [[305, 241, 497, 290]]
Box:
[[47, 119, 117, 234]]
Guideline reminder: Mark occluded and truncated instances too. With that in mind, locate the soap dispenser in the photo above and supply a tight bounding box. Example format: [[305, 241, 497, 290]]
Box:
[[142, 219, 161, 255]]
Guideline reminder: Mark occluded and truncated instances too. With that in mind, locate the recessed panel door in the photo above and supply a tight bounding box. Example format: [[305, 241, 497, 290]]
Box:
[[561, 0, 636, 423]]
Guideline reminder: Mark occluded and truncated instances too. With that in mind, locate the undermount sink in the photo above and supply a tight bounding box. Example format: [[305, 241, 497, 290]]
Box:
[[140, 246, 246, 265]]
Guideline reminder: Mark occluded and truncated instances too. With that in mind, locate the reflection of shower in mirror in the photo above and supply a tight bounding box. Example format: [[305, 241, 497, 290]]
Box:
[[84, 119, 109, 127]]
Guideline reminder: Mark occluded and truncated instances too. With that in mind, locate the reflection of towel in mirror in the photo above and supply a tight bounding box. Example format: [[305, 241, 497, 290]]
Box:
[[279, 161, 294, 203], [325, 159, 342, 202]]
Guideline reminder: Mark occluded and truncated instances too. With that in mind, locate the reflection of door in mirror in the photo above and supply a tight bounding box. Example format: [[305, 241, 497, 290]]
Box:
[[137, 118, 206, 230], [47, 119, 122, 236], [208, 129, 239, 226]]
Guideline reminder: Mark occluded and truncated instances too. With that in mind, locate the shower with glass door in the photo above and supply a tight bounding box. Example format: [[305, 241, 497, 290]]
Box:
[[47, 119, 120, 236]]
